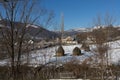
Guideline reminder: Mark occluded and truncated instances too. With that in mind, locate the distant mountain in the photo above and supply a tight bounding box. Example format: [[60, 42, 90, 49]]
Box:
[[0, 19, 59, 40], [64, 28, 92, 36], [26, 25, 59, 39], [67, 28, 91, 32]]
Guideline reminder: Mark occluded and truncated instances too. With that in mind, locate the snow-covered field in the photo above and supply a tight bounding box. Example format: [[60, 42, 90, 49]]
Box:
[[29, 44, 94, 66], [0, 40, 120, 67]]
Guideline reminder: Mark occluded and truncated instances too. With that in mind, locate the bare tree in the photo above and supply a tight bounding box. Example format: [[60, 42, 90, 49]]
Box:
[[0, 0, 54, 79], [91, 13, 116, 80]]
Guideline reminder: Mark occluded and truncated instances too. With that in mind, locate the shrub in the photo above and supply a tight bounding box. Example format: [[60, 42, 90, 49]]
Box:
[[56, 45, 64, 56], [81, 43, 90, 51], [73, 47, 81, 56]]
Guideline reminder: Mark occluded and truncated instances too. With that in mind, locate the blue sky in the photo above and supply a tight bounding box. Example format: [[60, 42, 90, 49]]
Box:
[[42, 0, 120, 30]]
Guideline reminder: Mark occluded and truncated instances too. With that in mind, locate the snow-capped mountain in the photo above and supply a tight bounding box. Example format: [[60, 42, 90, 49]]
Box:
[[63, 27, 92, 36], [67, 27, 92, 32]]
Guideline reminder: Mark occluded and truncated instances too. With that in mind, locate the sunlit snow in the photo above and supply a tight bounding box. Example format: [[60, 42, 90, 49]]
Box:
[[0, 40, 120, 66]]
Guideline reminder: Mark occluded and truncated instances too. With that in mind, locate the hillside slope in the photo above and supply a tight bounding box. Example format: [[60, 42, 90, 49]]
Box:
[[0, 20, 59, 40]]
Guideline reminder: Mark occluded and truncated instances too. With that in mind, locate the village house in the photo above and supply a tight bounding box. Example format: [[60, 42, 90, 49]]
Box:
[[62, 36, 77, 44]]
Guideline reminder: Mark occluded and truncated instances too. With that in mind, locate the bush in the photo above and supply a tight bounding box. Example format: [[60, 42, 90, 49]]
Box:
[[81, 43, 90, 51], [73, 47, 81, 56], [56, 45, 64, 56]]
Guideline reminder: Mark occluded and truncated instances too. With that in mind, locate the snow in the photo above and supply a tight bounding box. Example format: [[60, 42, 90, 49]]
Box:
[[107, 40, 120, 64], [67, 28, 92, 32], [29, 45, 81, 65], [0, 59, 9, 66], [109, 49, 120, 64], [1, 40, 120, 66], [26, 24, 38, 28], [109, 40, 120, 49], [30, 25, 39, 28], [27, 44, 94, 66]]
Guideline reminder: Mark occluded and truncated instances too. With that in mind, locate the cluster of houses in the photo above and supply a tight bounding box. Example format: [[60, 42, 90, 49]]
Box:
[[31, 36, 77, 50], [62, 36, 77, 44], [27, 34, 94, 50]]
